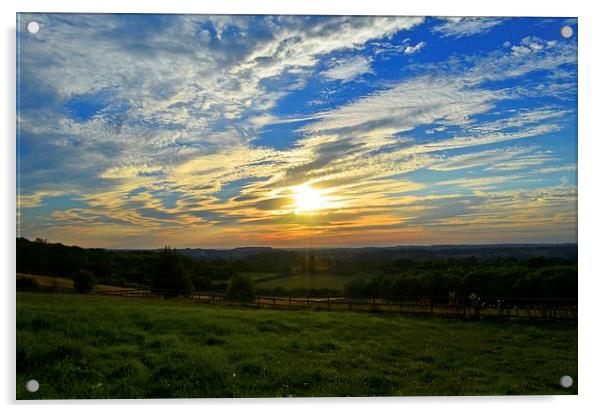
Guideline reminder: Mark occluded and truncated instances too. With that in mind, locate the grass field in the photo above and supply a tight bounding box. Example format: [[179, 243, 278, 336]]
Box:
[[249, 272, 376, 291], [17, 273, 129, 292], [16, 292, 577, 399]]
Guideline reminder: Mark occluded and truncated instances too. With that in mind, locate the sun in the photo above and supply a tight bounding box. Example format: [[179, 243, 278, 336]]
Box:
[[292, 184, 331, 214]]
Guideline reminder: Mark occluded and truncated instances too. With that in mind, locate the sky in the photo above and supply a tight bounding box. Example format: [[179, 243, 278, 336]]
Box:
[[16, 14, 578, 248]]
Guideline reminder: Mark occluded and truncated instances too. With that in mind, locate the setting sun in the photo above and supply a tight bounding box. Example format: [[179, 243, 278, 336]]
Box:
[[292, 184, 331, 214]]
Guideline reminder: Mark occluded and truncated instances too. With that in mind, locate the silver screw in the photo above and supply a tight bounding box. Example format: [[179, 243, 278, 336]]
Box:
[[26, 21, 40, 34], [560, 26, 573, 39], [25, 379, 39, 393], [559, 375, 573, 388]]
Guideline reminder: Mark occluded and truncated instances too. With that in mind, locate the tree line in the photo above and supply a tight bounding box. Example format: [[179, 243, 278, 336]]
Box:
[[16, 238, 235, 294], [17, 237, 577, 299], [343, 256, 577, 299]]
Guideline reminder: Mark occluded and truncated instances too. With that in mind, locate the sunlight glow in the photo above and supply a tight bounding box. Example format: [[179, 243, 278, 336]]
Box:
[[292, 184, 332, 214]]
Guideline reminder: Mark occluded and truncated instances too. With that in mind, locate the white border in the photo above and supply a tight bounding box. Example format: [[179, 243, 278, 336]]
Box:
[[2, 1, 601, 412]]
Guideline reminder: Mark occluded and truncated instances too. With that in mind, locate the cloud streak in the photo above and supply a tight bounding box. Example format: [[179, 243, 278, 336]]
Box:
[[432, 17, 505, 38]]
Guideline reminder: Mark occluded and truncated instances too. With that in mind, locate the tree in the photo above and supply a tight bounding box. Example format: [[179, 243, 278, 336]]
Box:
[[191, 274, 212, 291], [344, 279, 369, 297], [227, 273, 255, 301], [306, 253, 317, 274], [73, 269, 97, 293], [151, 247, 192, 297]]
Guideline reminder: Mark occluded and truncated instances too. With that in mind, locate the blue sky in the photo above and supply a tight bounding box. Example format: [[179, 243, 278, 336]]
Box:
[[17, 15, 577, 248]]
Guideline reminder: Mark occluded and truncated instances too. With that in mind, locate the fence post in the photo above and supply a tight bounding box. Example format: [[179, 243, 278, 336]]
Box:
[[327, 296, 330, 311]]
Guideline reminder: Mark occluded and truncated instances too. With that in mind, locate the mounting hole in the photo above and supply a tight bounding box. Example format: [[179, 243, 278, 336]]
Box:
[[25, 379, 39, 393], [559, 375, 573, 388], [560, 25, 573, 39], [26, 21, 40, 34]]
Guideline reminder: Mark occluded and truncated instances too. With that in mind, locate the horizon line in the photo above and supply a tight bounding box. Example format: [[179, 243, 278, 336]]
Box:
[[17, 237, 578, 251]]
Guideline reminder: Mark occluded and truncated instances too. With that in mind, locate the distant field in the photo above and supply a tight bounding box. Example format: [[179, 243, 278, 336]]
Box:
[[248, 272, 376, 291], [16, 292, 577, 398], [17, 273, 128, 292]]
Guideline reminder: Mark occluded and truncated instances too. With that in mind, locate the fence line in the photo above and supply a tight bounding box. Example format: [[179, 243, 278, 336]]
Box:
[[18, 285, 577, 321]]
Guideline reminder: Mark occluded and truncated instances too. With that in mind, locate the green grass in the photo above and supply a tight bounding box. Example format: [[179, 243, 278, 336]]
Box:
[[251, 272, 376, 291], [16, 292, 577, 399]]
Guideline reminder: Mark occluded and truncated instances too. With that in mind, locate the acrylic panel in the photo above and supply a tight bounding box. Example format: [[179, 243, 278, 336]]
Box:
[[16, 14, 578, 399]]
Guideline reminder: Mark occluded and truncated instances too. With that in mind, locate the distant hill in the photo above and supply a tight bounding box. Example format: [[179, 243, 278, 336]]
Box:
[[177, 244, 577, 262], [177, 247, 274, 260]]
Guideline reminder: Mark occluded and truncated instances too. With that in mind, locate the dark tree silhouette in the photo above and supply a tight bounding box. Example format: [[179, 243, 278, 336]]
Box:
[[73, 269, 97, 293], [151, 247, 192, 297]]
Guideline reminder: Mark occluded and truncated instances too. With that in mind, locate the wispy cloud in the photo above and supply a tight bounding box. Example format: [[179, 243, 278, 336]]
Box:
[[429, 147, 549, 172], [432, 17, 505, 38], [323, 56, 373, 82], [298, 76, 501, 136]]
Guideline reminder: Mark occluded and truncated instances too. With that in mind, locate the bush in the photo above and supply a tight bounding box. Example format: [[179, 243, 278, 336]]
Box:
[[73, 269, 97, 293], [227, 274, 255, 301]]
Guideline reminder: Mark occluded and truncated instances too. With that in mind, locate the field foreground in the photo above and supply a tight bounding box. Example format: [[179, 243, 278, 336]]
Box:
[[16, 292, 577, 399]]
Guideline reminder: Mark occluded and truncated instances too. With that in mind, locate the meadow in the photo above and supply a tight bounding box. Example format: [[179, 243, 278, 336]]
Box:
[[248, 272, 377, 291], [16, 292, 577, 399], [16, 273, 130, 292]]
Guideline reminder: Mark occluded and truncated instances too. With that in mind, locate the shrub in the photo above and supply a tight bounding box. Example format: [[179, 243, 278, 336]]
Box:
[[227, 273, 255, 301], [73, 269, 97, 293]]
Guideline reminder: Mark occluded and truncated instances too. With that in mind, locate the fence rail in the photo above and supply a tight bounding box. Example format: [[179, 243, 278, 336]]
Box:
[[19, 285, 577, 321]]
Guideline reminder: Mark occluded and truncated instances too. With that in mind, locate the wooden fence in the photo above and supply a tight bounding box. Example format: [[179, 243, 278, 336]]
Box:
[[191, 293, 576, 321], [18, 284, 577, 321]]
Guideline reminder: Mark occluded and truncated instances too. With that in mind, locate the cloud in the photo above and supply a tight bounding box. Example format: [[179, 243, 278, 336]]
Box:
[[510, 36, 558, 56], [323, 56, 373, 82], [403, 41, 425, 55], [295, 37, 576, 165], [462, 36, 576, 85], [432, 17, 505, 38], [298, 76, 501, 137], [18, 14, 425, 193], [535, 164, 577, 174], [433, 174, 542, 190], [429, 147, 537, 172]]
